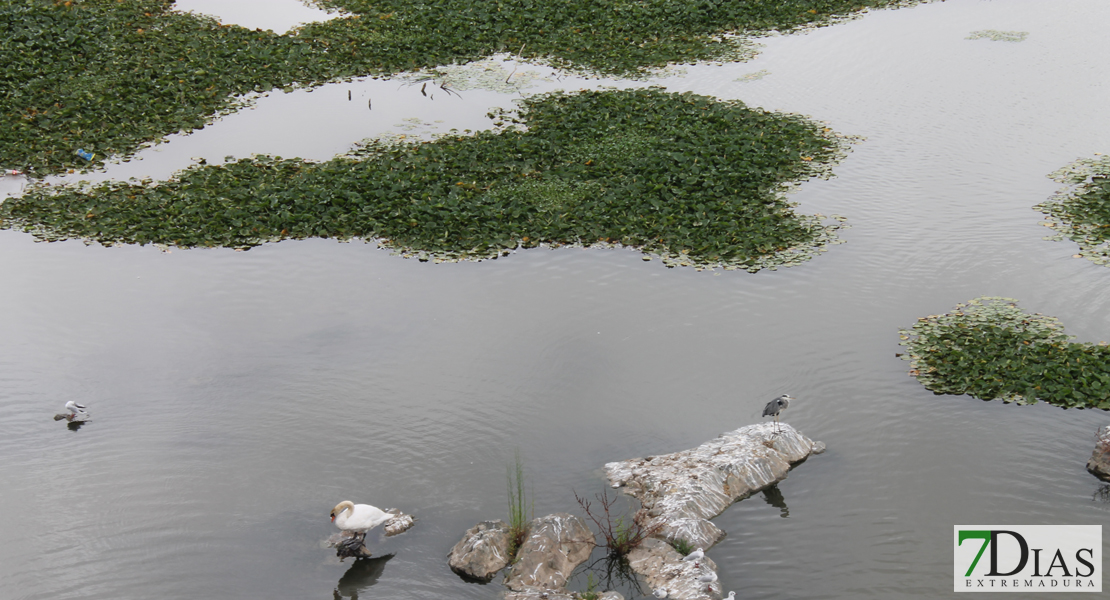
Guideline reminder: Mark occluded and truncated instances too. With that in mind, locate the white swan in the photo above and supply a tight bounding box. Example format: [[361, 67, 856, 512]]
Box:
[[330, 501, 393, 541]]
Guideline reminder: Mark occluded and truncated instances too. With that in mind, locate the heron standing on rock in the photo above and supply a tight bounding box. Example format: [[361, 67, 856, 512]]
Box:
[[762, 394, 793, 434]]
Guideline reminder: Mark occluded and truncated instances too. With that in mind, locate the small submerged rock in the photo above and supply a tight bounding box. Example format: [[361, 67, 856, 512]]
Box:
[[383, 511, 416, 536], [1087, 426, 1110, 481], [327, 531, 374, 559]]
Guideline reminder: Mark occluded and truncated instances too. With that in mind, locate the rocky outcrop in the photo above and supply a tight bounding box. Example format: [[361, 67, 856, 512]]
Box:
[[504, 513, 595, 593], [1088, 425, 1110, 481], [325, 509, 416, 559], [448, 520, 514, 582], [628, 538, 720, 600], [605, 422, 823, 551], [504, 591, 624, 600]]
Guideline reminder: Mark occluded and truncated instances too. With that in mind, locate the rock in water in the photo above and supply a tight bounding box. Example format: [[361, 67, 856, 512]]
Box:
[[383, 510, 415, 536], [336, 535, 373, 559], [504, 592, 624, 600], [503, 513, 595, 592], [447, 520, 513, 582], [627, 538, 720, 600], [605, 422, 823, 551], [1088, 426, 1110, 481]]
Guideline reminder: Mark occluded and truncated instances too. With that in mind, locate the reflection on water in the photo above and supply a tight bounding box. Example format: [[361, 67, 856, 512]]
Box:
[[0, 173, 25, 201], [334, 554, 393, 599], [760, 484, 790, 519], [1093, 485, 1110, 503], [572, 551, 645, 599]]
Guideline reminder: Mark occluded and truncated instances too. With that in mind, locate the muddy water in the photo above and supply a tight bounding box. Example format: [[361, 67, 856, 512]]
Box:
[[2, 1, 1110, 599]]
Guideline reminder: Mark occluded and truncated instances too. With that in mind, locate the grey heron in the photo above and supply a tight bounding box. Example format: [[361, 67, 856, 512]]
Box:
[[762, 394, 793, 434]]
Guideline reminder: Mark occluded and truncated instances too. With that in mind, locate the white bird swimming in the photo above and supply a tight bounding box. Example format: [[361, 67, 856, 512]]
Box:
[[330, 501, 393, 542], [652, 588, 668, 598], [724, 592, 735, 600], [697, 569, 718, 591], [682, 547, 705, 564]]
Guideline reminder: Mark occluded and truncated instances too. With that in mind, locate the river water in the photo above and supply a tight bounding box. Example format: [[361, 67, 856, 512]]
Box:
[[2, 1, 1109, 599]]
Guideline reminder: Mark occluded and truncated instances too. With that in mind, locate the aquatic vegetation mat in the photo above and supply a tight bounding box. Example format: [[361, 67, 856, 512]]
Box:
[[898, 297, 1110, 409], [2, 0, 920, 175], [966, 30, 1028, 42], [1, 88, 852, 271], [1035, 155, 1110, 267], [400, 58, 552, 95]]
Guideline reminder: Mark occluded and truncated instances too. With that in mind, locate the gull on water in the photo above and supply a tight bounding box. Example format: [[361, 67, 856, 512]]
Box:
[[65, 401, 87, 414], [652, 588, 668, 598], [55, 401, 89, 423]]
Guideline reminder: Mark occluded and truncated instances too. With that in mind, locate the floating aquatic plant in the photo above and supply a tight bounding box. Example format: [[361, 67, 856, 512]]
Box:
[[0, 88, 854, 272], [966, 30, 1029, 42], [1035, 155, 1110, 267], [736, 70, 771, 83], [402, 57, 553, 95], [899, 297, 1110, 409], [2, 0, 928, 175]]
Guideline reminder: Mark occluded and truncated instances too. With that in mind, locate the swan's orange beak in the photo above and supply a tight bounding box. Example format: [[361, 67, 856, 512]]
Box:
[[330, 514, 336, 522]]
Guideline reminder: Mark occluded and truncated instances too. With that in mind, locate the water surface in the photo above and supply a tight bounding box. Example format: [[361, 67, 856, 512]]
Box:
[[3, 1, 1110, 599]]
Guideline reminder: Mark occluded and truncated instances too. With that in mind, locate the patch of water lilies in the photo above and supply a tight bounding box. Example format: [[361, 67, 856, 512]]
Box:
[[1, 88, 854, 272], [2, 0, 931, 176], [1035, 155, 1110, 267], [965, 30, 1029, 42], [898, 297, 1110, 409]]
